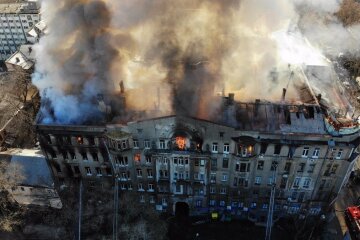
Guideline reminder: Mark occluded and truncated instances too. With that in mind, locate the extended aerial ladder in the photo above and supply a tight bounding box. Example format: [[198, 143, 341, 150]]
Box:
[[265, 162, 278, 240]]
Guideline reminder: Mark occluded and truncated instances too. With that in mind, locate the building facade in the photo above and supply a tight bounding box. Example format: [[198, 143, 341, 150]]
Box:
[[36, 101, 360, 223], [0, 0, 40, 60]]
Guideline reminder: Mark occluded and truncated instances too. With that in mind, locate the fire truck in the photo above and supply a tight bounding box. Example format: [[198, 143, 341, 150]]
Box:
[[345, 206, 360, 239]]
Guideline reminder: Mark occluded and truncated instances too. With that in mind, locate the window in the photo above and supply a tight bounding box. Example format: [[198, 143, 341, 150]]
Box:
[[138, 183, 144, 191], [147, 169, 153, 178], [163, 158, 168, 164], [178, 172, 184, 179], [303, 178, 311, 188], [233, 177, 238, 187], [159, 140, 165, 149], [106, 167, 112, 175], [210, 173, 216, 183], [85, 167, 92, 176], [293, 177, 301, 188], [284, 162, 291, 172], [121, 172, 127, 179], [222, 173, 228, 181], [268, 177, 274, 186], [223, 143, 230, 153], [308, 164, 316, 173], [274, 144, 281, 155], [220, 187, 226, 194], [173, 157, 178, 164], [149, 196, 155, 203], [91, 152, 98, 161], [331, 164, 338, 174], [148, 183, 154, 191], [120, 184, 126, 190], [298, 163, 305, 172], [212, 143, 218, 153], [136, 169, 142, 177], [302, 147, 309, 157], [144, 140, 150, 149], [222, 158, 229, 168], [74, 166, 80, 174], [257, 161, 264, 170], [260, 143, 268, 154], [193, 172, 198, 180], [240, 163, 248, 172], [76, 136, 83, 145], [220, 201, 226, 207], [196, 200, 202, 207], [211, 158, 217, 169], [200, 160, 205, 166], [270, 161, 278, 171], [194, 159, 199, 166], [134, 154, 141, 162], [162, 198, 167, 205], [185, 158, 189, 165], [96, 167, 102, 176], [133, 139, 139, 148], [291, 191, 297, 200], [312, 148, 320, 158], [255, 176, 262, 185], [121, 140, 127, 149], [146, 156, 151, 164], [336, 149, 343, 159], [210, 186, 216, 193], [238, 178, 248, 187], [209, 200, 216, 206], [81, 151, 87, 160]]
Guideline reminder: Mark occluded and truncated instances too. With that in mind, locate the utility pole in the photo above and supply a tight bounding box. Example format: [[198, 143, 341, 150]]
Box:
[[78, 179, 82, 240]]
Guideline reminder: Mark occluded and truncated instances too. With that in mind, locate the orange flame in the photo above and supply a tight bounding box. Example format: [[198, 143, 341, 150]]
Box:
[[176, 137, 186, 150]]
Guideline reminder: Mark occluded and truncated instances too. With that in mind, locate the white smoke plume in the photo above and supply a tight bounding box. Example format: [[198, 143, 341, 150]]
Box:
[[33, 0, 358, 124]]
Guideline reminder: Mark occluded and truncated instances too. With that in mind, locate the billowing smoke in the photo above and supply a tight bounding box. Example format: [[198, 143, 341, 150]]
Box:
[[34, 0, 360, 124], [34, 0, 125, 124]]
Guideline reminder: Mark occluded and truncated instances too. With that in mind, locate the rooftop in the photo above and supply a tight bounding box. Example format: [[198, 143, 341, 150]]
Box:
[[0, 0, 39, 14]]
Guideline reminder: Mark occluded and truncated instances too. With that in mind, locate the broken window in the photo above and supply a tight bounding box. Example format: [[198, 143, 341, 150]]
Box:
[[274, 145, 281, 155], [76, 136, 83, 145], [260, 143, 268, 155], [134, 153, 141, 162]]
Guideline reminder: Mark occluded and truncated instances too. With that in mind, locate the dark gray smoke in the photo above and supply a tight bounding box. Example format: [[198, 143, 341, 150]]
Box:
[[34, 0, 121, 124]]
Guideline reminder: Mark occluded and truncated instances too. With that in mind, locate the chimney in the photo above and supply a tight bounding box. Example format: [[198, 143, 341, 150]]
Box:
[[15, 57, 20, 63], [119, 81, 124, 94], [316, 94, 322, 102], [281, 88, 287, 102]]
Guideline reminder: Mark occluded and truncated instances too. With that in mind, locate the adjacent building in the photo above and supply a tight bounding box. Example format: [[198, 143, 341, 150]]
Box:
[[36, 96, 360, 223], [0, 0, 40, 60]]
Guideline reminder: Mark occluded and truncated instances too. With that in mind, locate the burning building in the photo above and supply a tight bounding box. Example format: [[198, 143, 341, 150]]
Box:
[[36, 92, 360, 222]]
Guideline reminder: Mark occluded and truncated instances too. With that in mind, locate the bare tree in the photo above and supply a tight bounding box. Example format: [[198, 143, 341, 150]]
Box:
[[0, 159, 25, 232], [336, 0, 360, 26]]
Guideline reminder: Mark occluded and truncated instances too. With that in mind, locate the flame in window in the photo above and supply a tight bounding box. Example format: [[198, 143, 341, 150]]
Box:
[[134, 153, 141, 162], [176, 137, 186, 150], [77, 136, 83, 145]]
